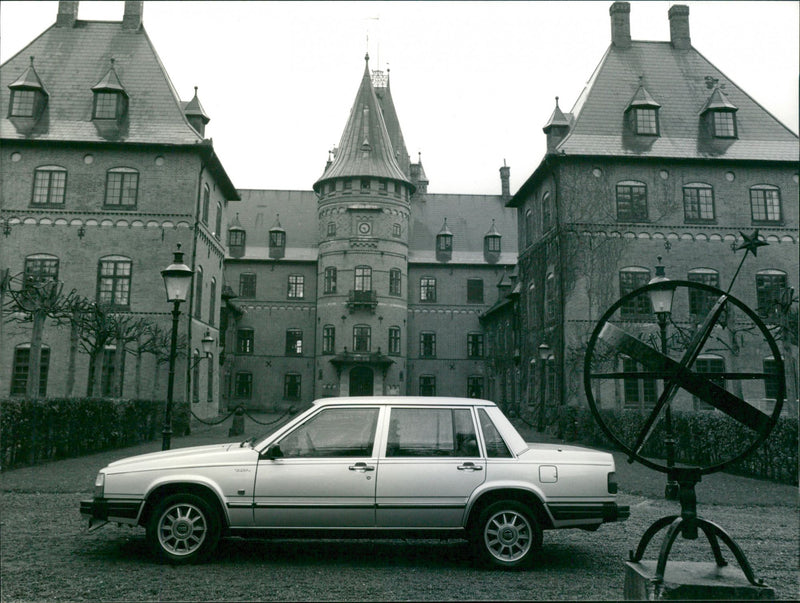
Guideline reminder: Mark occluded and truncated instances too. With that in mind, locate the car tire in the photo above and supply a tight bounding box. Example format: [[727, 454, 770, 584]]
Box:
[[473, 500, 542, 569], [146, 493, 220, 564]]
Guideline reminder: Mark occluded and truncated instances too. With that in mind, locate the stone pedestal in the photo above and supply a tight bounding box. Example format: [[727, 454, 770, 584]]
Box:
[[624, 560, 774, 600]]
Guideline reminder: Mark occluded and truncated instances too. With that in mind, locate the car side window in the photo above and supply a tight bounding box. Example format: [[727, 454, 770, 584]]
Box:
[[276, 407, 379, 458], [478, 409, 512, 458], [386, 408, 479, 457]]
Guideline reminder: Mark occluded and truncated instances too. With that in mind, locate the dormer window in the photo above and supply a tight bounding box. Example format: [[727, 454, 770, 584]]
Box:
[[92, 59, 128, 121], [436, 219, 453, 252], [701, 86, 738, 139], [8, 57, 47, 119], [269, 215, 286, 259], [626, 79, 660, 136], [228, 213, 246, 258]]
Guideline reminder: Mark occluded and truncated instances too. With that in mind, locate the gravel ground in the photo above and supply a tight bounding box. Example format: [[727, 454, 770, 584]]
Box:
[[1, 414, 797, 601]]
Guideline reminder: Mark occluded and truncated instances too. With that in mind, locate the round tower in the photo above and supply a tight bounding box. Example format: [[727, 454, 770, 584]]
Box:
[[313, 54, 414, 397]]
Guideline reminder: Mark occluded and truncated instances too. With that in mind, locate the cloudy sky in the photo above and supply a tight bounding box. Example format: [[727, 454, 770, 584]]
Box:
[[2, 1, 798, 195]]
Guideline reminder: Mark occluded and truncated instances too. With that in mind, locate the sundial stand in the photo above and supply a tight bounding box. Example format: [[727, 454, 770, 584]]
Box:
[[628, 467, 765, 589]]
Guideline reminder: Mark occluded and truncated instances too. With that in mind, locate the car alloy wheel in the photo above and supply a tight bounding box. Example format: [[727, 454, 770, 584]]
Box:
[[147, 494, 220, 564], [477, 501, 541, 568]]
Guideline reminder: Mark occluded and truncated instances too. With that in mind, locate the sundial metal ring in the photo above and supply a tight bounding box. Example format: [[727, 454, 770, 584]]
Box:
[[583, 279, 785, 476]]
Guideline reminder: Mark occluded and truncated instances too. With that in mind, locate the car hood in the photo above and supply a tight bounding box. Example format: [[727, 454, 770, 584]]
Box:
[[521, 442, 615, 465], [105, 442, 253, 472]]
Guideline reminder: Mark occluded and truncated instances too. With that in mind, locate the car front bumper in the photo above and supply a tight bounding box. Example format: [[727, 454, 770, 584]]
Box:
[[80, 498, 142, 530]]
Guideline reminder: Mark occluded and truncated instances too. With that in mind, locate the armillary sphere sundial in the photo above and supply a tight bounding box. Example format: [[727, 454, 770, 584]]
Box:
[[583, 230, 785, 588]]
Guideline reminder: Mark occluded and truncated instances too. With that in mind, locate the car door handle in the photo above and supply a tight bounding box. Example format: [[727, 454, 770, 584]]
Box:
[[457, 462, 483, 471], [348, 462, 375, 472]]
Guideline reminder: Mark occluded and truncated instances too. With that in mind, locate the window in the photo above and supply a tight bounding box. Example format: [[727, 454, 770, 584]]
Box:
[[622, 357, 657, 410], [544, 272, 556, 322], [354, 266, 372, 292], [323, 267, 337, 294], [379, 180, 388, 193], [389, 268, 402, 296], [284, 373, 301, 400], [420, 277, 437, 302], [619, 267, 650, 316], [683, 184, 714, 222], [214, 202, 222, 240], [277, 407, 378, 457], [763, 358, 781, 399], [712, 111, 737, 138], [386, 408, 477, 456], [353, 325, 371, 353], [209, 278, 217, 326], [388, 327, 401, 355], [88, 345, 122, 397], [687, 269, 720, 316], [420, 332, 436, 358], [239, 273, 256, 298], [103, 168, 138, 208], [616, 182, 647, 222], [750, 185, 782, 223], [525, 209, 533, 247], [93, 91, 119, 119], [634, 108, 658, 135], [478, 409, 512, 457], [269, 230, 285, 248], [32, 166, 66, 205], [24, 254, 59, 287], [437, 232, 453, 252], [97, 256, 132, 308], [468, 376, 484, 399], [756, 270, 787, 318], [286, 329, 303, 355], [392, 223, 401, 237], [327, 222, 336, 237], [467, 278, 484, 304], [234, 372, 252, 399], [10, 89, 36, 117], [322, 325, 335, 355], [542, 191, 553, 231], [694, 356, 725, 410], [419, 375, 436, 397], [206, 359, 214, 403], [287, 275, 304, 299], [192, 356, 201, 403], [236, 329, 254, 354], [194, 267, 203, 319], [228, 229, 245, 250], [467, 333, 484, 358], [10, 345, 50, 397], [201, 184, 210, 224], [343, 179, 352, 191]]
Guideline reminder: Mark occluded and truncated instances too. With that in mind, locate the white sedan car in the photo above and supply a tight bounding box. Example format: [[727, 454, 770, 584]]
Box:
[[81, 397, 628, 568]]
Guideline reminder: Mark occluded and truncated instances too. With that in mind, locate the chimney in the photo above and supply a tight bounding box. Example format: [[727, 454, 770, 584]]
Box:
[[56, 1, 79, 27], [609, 2, 631, 49], [668, 5, 691, 50], [499, 162, 510, 199], [122, 0, 143, 30]]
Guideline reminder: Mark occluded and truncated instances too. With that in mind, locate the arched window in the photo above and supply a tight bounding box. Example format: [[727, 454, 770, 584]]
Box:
[[616, 181, 647, 222], [201, 183, 210, 224], [388, 326, 401, 355], [104, 167, 139, 208], [755, 269, 787, 317], [10, 344, 50, 397], [694, 355, 725, 410], [324, 266, 337, 294], [687, 268, 720, 316], [214, 201, 222, 239], [209, 277, 217, 326], [619, 267, 650, 316], [544, 272, 556, 322], [750, 185, 781, 224], [354, 266, 372, 291], [322, 325, 335, 354], [193, 266, 203, 319], [389, 268, 401, 296], [683, 183, 714, 222], [542, 191, 553, 232], [525, 209, 533, 247], [353, 325, 371, 353], [32, 166, 66, 205], [24, 253, 59, 286]]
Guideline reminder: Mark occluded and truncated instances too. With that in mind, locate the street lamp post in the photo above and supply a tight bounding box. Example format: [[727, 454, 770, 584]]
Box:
[[537, 343, 551, 431], [648, 259, 679, 500], [160, 244, 193, 451]]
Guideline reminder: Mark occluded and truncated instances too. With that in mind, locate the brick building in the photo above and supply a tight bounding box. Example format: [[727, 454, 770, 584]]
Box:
[[0, 1, 239, 417], [221, 58, 517, 410], [505, 2, 798, 430]]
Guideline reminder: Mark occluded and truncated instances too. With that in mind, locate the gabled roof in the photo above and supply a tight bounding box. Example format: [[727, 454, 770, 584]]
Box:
[[8, 57, 46, 91], [92, 60, 126, 93], [701, 86, 737, 113], [0, 21, 203, 145], [314, 55, 412, 191], [554, 41, 798, 161]]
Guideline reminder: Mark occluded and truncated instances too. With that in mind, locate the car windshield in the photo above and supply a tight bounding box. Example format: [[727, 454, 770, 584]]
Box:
[[240, 410, 299, 448]]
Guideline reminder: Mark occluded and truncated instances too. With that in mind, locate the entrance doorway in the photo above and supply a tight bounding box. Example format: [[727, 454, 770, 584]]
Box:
[[349, 366, 374, 396]]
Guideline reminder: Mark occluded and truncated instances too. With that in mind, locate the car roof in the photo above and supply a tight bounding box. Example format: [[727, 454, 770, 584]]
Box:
[[312, 396, 497, 408]]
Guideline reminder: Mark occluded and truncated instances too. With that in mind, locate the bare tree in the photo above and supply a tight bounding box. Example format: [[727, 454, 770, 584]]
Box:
[[108, 313, 152, 398], [136, 323, 188, 400]]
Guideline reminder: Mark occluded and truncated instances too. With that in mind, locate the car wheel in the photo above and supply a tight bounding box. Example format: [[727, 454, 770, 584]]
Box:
[[474, 501, 542, 569], [146, 493, 220, 564]]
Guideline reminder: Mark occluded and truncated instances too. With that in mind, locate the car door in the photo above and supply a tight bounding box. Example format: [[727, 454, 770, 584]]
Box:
[[253, 406, 381, 528], [375, 406, 486, 528]]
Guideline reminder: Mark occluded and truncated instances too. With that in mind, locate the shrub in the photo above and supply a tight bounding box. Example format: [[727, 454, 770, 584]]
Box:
[[0, 398, 190, 470], [556, 406, 798, 485]]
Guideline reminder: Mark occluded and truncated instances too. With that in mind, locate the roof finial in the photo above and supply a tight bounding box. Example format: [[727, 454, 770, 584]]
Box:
[[110, 57, 115, 66], [194, 86, 198, 95], [365, 52, 370, 65], [639, 74, 644, 86], [555, 96, 559, 107], [30, 56, 35, 66]]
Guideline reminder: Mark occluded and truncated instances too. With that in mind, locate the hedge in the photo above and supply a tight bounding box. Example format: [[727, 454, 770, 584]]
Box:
[[556, 406, 798, 485], [0, 398, 190, 470]]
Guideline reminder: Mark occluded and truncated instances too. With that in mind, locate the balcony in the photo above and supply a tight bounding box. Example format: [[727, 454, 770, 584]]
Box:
[[347, 289, 378, 313]]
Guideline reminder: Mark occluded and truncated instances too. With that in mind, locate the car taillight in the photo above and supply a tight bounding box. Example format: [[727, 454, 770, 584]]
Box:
[[607, 471, 618, 494], [94, 472, 105, 499]]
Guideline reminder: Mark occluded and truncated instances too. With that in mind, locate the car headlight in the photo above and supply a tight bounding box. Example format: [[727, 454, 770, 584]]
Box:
[[94, 472, 105, 499]]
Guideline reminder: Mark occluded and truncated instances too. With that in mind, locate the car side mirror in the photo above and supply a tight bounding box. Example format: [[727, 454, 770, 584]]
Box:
[[262, 445, 283, 460]]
